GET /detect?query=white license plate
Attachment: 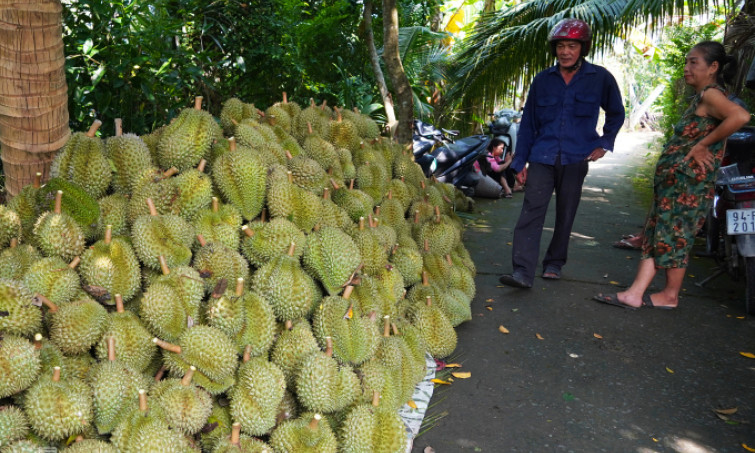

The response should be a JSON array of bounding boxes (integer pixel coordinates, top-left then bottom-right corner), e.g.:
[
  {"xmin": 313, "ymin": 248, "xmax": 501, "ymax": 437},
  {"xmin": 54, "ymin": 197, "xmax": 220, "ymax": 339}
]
[{"xmin": 727, "ymin": 209, "xmax": 755, "ymax": 235}]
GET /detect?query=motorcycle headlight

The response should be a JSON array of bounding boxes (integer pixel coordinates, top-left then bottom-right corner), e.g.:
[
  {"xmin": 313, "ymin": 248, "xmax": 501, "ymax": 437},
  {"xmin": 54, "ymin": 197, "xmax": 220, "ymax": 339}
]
[{"xmin": 430, "ymin": 159, "xmax": 438, "ymax": 173}]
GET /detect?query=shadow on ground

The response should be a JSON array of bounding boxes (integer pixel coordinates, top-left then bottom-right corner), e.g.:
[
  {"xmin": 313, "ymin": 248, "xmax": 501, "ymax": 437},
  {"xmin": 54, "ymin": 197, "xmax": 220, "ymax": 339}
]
[{"xmin": 415, "ymin": 131, "xmax": 755, "ymax": 453}]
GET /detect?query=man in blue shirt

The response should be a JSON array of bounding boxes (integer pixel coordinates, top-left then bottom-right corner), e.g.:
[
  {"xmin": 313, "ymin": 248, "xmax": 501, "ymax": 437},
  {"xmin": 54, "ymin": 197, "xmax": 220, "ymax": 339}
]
[{"xmin": 499, "ymin": 19, "xmax": 625, "ymax": 289}]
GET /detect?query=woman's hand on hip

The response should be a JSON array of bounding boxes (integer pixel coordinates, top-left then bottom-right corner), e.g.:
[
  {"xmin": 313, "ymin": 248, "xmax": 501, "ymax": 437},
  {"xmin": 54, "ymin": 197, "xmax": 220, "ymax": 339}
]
[{"xmin": 683, "ymin": 143, "xmax": 715, "ymax": 172}]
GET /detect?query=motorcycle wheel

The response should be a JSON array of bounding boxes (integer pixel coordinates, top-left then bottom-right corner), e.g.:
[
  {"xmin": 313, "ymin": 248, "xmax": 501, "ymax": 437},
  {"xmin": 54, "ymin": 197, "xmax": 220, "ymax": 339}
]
[{"xmin": 745, "ymin": 257, "xmax": 755, "ymax": 315}]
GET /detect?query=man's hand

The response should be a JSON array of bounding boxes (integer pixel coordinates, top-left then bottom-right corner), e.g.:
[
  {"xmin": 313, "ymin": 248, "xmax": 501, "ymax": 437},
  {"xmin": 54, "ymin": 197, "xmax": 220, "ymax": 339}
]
[
  {"xmin": 516, "ymin": 167, "xmax": 528, "ymax": 186},
  {"xmin": 585, "ymin": 147, "xmax": 607, "ymax": 162}
]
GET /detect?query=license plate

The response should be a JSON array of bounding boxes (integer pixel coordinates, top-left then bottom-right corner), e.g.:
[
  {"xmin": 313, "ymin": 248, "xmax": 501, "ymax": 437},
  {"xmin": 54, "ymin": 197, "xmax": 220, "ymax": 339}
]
[{"xmin": 726, "ymin": 209, "xmax": 755, "ymax": 234}]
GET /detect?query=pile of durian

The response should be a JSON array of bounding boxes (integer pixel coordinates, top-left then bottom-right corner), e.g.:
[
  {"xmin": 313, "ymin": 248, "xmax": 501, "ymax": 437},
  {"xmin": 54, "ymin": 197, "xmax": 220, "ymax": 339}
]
[{"xmin": 0, "ymin": 94, "xmax": 476, "ymax": 453}]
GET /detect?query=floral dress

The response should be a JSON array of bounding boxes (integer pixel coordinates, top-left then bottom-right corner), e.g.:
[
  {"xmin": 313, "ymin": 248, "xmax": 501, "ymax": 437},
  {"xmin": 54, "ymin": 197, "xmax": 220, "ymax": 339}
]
[{"xmin": 641, "ymin": 85, "xmax": 725, "ymax": 268}]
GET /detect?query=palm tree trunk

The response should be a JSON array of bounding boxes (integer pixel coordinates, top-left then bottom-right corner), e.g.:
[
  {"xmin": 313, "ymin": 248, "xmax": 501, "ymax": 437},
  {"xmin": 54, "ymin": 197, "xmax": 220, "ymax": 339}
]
[
  {"xmin": 382, "ymin": 0, "xmax": 414, "ymax": 143},
  {"xmin": 0, "ymin": 0, "xmax": 69, "ymax": 196},
  {"xmin": 363, "ymin": 0, "xmax": 397, "ymax": 131}
]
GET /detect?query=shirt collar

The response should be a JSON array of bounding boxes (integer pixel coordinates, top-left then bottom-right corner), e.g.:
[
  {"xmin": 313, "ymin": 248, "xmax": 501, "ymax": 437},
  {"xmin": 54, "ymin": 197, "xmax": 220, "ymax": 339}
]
[{"xmin": 547, "ymin": 59, "xmax": 596, "ymax": 75}]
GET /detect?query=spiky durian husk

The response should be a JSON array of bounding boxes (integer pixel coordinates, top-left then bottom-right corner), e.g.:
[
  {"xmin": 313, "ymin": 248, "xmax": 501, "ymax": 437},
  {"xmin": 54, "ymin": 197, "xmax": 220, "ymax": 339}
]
[
  {"xmin": 23, "ymin": 256, "xmax": 80, "ymax": 305},
  {"xmin": 80, "ymin": 237, "xmax": 141, "ymax": 304},
  {"xmin": 205, "ymin": 288, "xmax": 245, "ymax": 338},
  {"xmin": 127, "ymin": 168, "xmax": 181, "ymax": 221},
  {"xmin": 0, "ymin": 244, "xmax": 40, "ymax": 280},
  {"xmin": 0, "ymin": 405, "xmax": 29, "ymax": 450},
  {"xmin": 0, "ymin": 336, "xmax": 40, "ymax": 399},
  {"xmin": 302, "ymin": 133, "xmax": 338, "ymax": 170},
  {"xmin": 219, "ymin": 97, "xmax": 246, "ymax": 135},
  {"xmin": 265, "ymin": 104, "xmax": 293, "ymax": 133},
  {"xmin": 139, "ymin": 267, "xmax": 204, "ymax": 342},
  {"xmin": 251, "ymin": 251, "xmax": 321, "ymax": 321},
  {"xmin": 0, "ymin": 279, "xmax": 41, "ymax": 337},
  {"xmin": 33, "ymin": 210, "xmax": 86, "ymax": 262},
  {"xmin": 410, "ymin": 300, "xmax": 456, "ymax": 359},
  {"xmin": 230, "ymin": 357, "xmax": 286, "ymax": 436},
  {"xmin": 270, "ymin": 413, "xmax": 338, "ymax": 453},
  {"xmin": 212, "ymin": 435, "xmax": 272, "ymax": 453},
  {"xmin": 349, "ymin": 226, "xmax": 388, "ymax": 277},
  {"xmin": 355, "ymin": 360, "xmax": 403, "ymax": 411},
  {"xmin": 150, "ymin": 377, "xmax": 213, "ymax": 435},
  {"xmin": 231, "ymin": 291, "xmax": 276, "ymax": 356},
  {"xmin": 131, "ymin": 213, "xmax": 194, "ymax": 271},
  {"xmin": 318, "ymin": 195, "xmax": 354, "ymax": 231},
  {"xmin": 23, "ymin": 373, "xmax": 93, "ymax": 441},
  {"xmin": 193, "ymin": 203, "xmax": 242, "ymax": 251},
  {"xmin": 37, "ymin": 178, "xmax": 100, "ymax": 239},
  {"xmin": 271, "ymin": 321, "xmax": 320, "ymax": 387},
  {"xmin": 198, "ymin": 402, "xmax": 232, "ymax": 452},
  {"xmin": 389, "ymin": 245, "xmax": 423, "ymax": 287},
  {"xmin": 192, "ymin": 242, "xmax": 250, "ymax": 294},
  {"xmin": 312, "ymin": 296, "xmax": 380, "ymax": 366},
  {"xmin": 287, "ymin": 155, "xmax": 327, "ymax": 195},
  {"xmin": 295, "ymin": 350, "xmax": 360, "ymax": 414},
  {"xmin": 157, "ymin": 107, "xmax": 221, "ymax": 171},
  {"xmin": 387, "ymin": 178, "xmax": 414, "ymax": 213},
  {"xmin": 173, "ymin": 169, "xmax": 213, "ymax": 221},
  {"xmin": 392, "ymin": 152, "xmax": 426, "ymax": 187},
  {"xmin": 302, "ymin": 226, "xmax": 361, "ymax": 296},
  {"xmin": 212, "ymin": 149, "xmax": 267, "ymax": 221},
  {"xmin": 294, "ymin": 102, "xmax": 330, "ymax": 142},
  {"xmin": 61, "ymin": 439, "xmax": 118, "ymax": 453},
  {"xmin": 338, "ymin": 402, "xmax": 406, "ymax": 453},
  {"xmin": 106, "ymin": 133, "xmax": 154, "ymax": 195},
  {"xmin": 331, "ymin": 187, "xmax": 374, "ymax": 223},
  {"xmin": 49, "ymin": 298, "xmax": 108, "ymax": 355},
  {"xmin": 240, "ymin": 218, "xmax": 307, "ymax": 267},
  {"xmin": 51, "ymin": 131, "xmax": 112, "ymax": 199},
  {"xmin": 0, "ymin": 205, "xmax": 20, "ymax": 249},
  {"xmin": 7, "ymin": 185, "xmax": 40, "ymax": 243},
  {"xmin": 96, "ymin": 194, "xmax": 129, "ymax": 238},
  {"xmin": 328, "ymin": 117, "xmax": 360, "ymax": 152},
  {"xmin": 94, "ymin": 312, "xmax": 156, "ymax": 372},
  {"xmin": 110, "ymin": 403, "xmax": 188, "ymax": 453},
  {"xmin": 88, "ymin": 360, "xmax": 152, "ymax": 434}
]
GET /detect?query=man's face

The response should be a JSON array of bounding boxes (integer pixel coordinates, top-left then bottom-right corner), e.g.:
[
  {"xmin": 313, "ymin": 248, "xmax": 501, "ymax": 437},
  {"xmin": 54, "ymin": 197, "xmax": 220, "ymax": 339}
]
[{"xmin": 555, "ymin": 40, "xmax": 582, "ymax": 68}]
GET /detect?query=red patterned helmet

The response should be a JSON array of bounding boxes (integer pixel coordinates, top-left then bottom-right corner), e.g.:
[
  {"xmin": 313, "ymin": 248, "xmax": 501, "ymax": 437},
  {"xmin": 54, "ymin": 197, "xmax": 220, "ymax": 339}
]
[{"xmin": 548, "ymin": 19, "xmax": 591, "ymax": 56}]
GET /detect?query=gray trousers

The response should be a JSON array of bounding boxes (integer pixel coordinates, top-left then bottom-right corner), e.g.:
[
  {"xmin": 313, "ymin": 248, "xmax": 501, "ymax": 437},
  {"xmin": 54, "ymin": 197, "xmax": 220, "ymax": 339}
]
[{"xmin": 511, "ymin": 157, "xmax": 589, "ymax": 284}]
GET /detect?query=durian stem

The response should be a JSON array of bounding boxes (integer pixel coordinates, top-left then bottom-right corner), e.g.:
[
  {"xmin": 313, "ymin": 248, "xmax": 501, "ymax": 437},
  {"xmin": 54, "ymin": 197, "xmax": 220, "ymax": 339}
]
[
  {"xmin": 9, "ymin": 237, "xmax": 16, "ymax": 248},
  {"xmin": 414, "ymin": 210, "xmax": 420, "ymax": 225},
  {"xmin": 446, "ymin": 254, "xmax": 453, "ymax": 265},
  {"xmin": 321, "ymin": 100, "xmax": 328, "ymax": 110},
  {"xmin": 329, "ymin": 178, "xmax": 340, "ymax": 190},
  {"xmin": 104, "ymin": 225, "xmax": 112, "ymax": 245},
  {"xmin": 86, "ymin": 119, "xmax": 102, "ymax": 138},
  {"xmin": 243, "ymin": 345, "xmax": 252, "ymax": 363},
  {"xmin": 420, "ymin": 180, "xmax": 426, "ymax": 190},
  {"xmin": 286, "ymin": 171, "xmax": 293, "ymax": 183},
  {"xmin": 146, "ymin": 198, "xmax": 158, "ymax": 217},
  {"xmin": 424, "ymin": 239, "xmax": 430, "ymax": 252},
  {"xmin": 374, "ymin": 205, "xmax": 381, "ymax": 216},
  {"xmin": 391, "ymin": 244, "xmax": 399, "ymax": 255},
  {"xmin": 194, "ymin": 96, "xmax": 203, "ymax": 110},
  {"xmin": 342, "ymin": 285, "xmax": 354, "ymax": 300},
  {"xmin": 284, "ymin": 320, "xmax": 293, "ymax": 330},
  {"xmin": 162, "ymin": 167, "xmax": 179, "ymax": 178},
  {"xmin": 159, "ymin": 256, "xmax": 171, "ymax": 275},
  {"xmin": 307, "ymin": 122, "xmax": 313, "ymax": 135},
  {"xmin": 443, "ymin": 195, "xmax": 453, "ymax": 204},
  {"xmin": 336, "ymin": 109, "xmax": 342, "ymax": 122},
  {"xmin": 241, "ymin": 225, "xmax": 254, "ymax": 238},
  {"xmin": 391, "ymin": 323, "xmax": 399, "ymax": 336},
  {"xmin": 35, "ymin": 294, "xmax": 58, "ymax": 313},
  {"xmin": 52, "ymin": 366, "xmax": 61, "ymax": 382},
  {"xmin": 54, "ymin": 190, "xmax": 62, "ymax": 214},
  {"xmin": 372, "ymin": 391, "xmax": 381, "ymax": 407},
  {"xmin": 383, "ymin": 315, "xmax": 391, "ymax": 337},
  {"xmin": 231, "ymin": 422, "xmax": 241, "ymax": 446},
  {"xmin": 257, "ymin": 108, "xmax": 265, "ymax": 117},
  {"xmin": 309, "ymin": 98, "xmax": 316, "ymax": 108},
  {"xmin": 75, "ymin": 435, "xmax": 84, "ymax": 443},
  {"xmin": 312, "ymin": 223, "xmax": 321, "ymax": 232},
  {"xmin": 154, "ymin": 365, "xmax": 166, "ymax": 382},
  {"xmin": 153, "ymin": 337, "xmax": 182, "ymax": 354},
  {"xmin": 285, "ymin": 150, "xmax": 294, "ymax": 160},
  {"xmin": 349, "ymin": 179, "xmax": 355, "ymax": 190},
  {"xmin": 325, "ymin": 337, "xmax": 333, "ymax": 357},
  {"xmin": 33, "ymin": 172, "xmax": 42, "ymax": 188},
  {"xmin": 212, "ymin": 279, "xmax": 228, "ymax": 299},
  {"xmin": 181, "ymin": 366, "xmax": 196, "ymax": 386},
  {"xmin": 434, "ymin": 206, "xmax": 441, "ymax": 223},
  {"xmin": 287, "ymin": 242, "xmax": 296, "ymax": 257},
  {"xmin": 425, "ymin": 296, "xmax": 433, "ymax": 307},
  {"xmin": 196, "ymin": 234, "xmax": 207, "ymax": 247},
  {"xmin": 138, "ymin": 389, "xmax": 148, "ymax": 412},
  {"xmin": 34, "ymin": 333, "xmax": 43, "ymax": 350},
  {"xmin": 422, "ymin": 271, "xmax": 429, "ymax": 286},
  {"xmin": 387, "ymin": 190, "xmax": 393, "ymax": 200},
  {"xmin": 107, "ymin": 336, "xmax": 116, "ymax": 362},
  {"xmin": 235, "ymin": 278, "xmax": 244, "ymax": 297},
  {"xmin": 322, "ymin": 187, "xmax": 330, "ymax": 200},
  {"xmin": 368, "ymin": 214, "xmax": 375, "ymax": 228},
  {"xmin": 197, "ymin": 159, "xmax": 207, "ymax": 173},
  {"xmin": 282, "ymin": 92, "xmax": 288, "ymax": 104},
  {"xmin": 358, "ymin": 217, "xmax": 365, "ymax": 230},
  {"xmin": 261, "ymin": 208, "xmax": 267, "ymax": 222},
  {"xmin": 212, "ymin": 197, "xmax": 219, "ymax": 212},
  {"xmin": 309, "ymin": 414, "xmax": 322, "ymax": 430},
  {"xmin": 228, "ymin": 137, "xmax": 237, "ymax": 152},
  {"xmin": 114, "ymin": 118, "xmax": 122, "ymax": 136},
  {"xmin": 115, "ymin": 294, "xmax": 124, "ymax": 313}
]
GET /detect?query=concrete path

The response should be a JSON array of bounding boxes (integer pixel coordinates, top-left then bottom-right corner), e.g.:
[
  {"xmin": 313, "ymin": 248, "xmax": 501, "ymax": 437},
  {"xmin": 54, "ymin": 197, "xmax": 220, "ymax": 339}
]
[{"xmin": 415, "ymin": 131, "xmax": 755, "ymax": 453}]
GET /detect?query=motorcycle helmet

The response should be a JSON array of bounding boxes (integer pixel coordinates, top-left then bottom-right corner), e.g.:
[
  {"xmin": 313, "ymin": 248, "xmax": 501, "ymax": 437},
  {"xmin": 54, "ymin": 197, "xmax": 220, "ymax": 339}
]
[{"xmin": 548, "ymin": 18, "xmax": 591, "ymax": 57}]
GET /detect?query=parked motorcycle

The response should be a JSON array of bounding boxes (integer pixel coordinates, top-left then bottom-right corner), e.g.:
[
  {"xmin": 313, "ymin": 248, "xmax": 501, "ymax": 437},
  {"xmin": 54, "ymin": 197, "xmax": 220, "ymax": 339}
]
[
  {"xmin": 698, "ymin": 126, "xmax": 755, "ymax": 315},
  {"xmin": 412, "ymin": 119, "xmax": 458, "ymax": 157}
]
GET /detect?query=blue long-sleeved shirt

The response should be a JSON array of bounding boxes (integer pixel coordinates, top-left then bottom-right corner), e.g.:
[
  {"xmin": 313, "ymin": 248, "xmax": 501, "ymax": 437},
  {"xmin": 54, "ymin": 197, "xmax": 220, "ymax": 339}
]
[{"xmin": 511, "ymin": 60, "xmax": 625, "ymax": 173}]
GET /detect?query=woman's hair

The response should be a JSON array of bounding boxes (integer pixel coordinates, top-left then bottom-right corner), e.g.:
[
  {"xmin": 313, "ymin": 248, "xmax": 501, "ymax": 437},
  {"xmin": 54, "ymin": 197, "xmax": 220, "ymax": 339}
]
[
  {"xmin": 487, "ymin": 137, "xmax": 507, "ymax": 153},
  {"xmin": 692, "ymin": 41, "xmax": 738, "ymax": 87}
]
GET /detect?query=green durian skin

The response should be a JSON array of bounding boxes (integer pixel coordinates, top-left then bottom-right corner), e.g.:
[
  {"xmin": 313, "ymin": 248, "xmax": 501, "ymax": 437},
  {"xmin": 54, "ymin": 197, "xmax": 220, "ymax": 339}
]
[
  {"xmin": 0, "ymin": 336, "xmax": 41, "ymax": 399},
  {"xmin": 150, "ymin": 378, "xmax": 213, "ymax": 435},
  {"xmin": 107, "ymin": 133, "xmax": 154, "ymax": 195},
  {"xmin": 0, "ymin": 205, "xmax": 21, "ymax": 249},
  {"xmin": 131, "ymin": 213, "xmax": 194, "ymax": 271},
  {"xmin": 295, "ymin": 351, "xmax": 360, "ymax": 414},
  {"xmin": 0, "ymin": 405, "xmax": 29, "ymax": 450},
  {"xmin": 33, "ymin": 211, "xmax": 86, "ymax": 262},
  {"xmin": 252, "ymin": 252, "xmax": 321, "ymax": 322},
  {"xmin": 270, "ymin": 414, "xmax": 338, "ymax": 453},
  {"xmin": 23, "ymin": 256, "xmax": 80, "ymax": 306},
  {"xmin": 7, "ymin": 185, "xmax": 40, "ymax": 243},
  {"xmin": 0, "ymin": 244, "xmax": 40, "ymax": 281},
  {"xmin": 212, "ymin": 435, "xmax": 272, "ymax": 453},
  {"xmin": 23, "ymin": 374, "xmax": 93, "ymax": 441},
  {"xmin": 94, "ymin": 311, "xmax": 157, "ymax": 372},
  {"xmin": 174, "ymin": 169, "xmax": 213, "ymax": 221},
  {"xmin": 198, "ymin": 402, "xmax": 232, "ymax": 452},
  {"xmin": 271, "ymin": 321, "xmax": 320, "ymax": 387},
  {"xmin": 302, "ymin": 226, "xmax": 361, "ymax": 296},
  {"xmin": 241, "ymin": 217, "xmax": 306, "ymax": 267},
  {"xmin": 0, "ymin": 278, "xmax": 41, "ymax": 337},
  {"xmin": 339, "ymin": 403, "xmax": 406, "ymax": 453},
  {"xmin": 205, "ymin": 291, "xmax": 245, "ymax": 338},
  {"xmin": 193, "ymin": 203, "xmax": 242, "ymax": 251},
  {"xmin": 89, "ymin": 360, "xmax": 152, "ymax": 435},
  {"xmin": 2, "ymin": 439, "xmax": 45, "ymax": 453},
  {"xmin": 232, "ymin": 291, "xmax": 276, "ymax": 356},
  {"xmin": 49, "ymin": 298, "xmax": 108, "ymax": 355},
  {"xmin": 96, "ymin": 194, "xmax": 129, "ymax": 238},
  {"xmin": 51, "ymin": 131, "xmax": 112, "ymax": 199},
  {"xmin": 157, "ymin": 107, "xmax": 220, "ymax": 171},
  {"xmin": 212, "ymin": 149, "xmax": 267, "ymax": 221},
  {"xmin": 230, "ymin": 357, "xmax": 286, "ymax": 436},
  {"xmin": 412, "ymin": 302, "xmax": 457, "ymax": 359},
  {"xmin": 61, "ymin": 439, "xmax": 119, "ymax": 453},
  {"xmin": 312, "ymin": 295, "xmax": 380, "ymax": 366},
  {"xmin": 80, "ymin": 236, "xmax": 141, "ymax": 304},
  {"xmin": 192, "ymin": 242, "xmax": 250, "ymax": 295}
]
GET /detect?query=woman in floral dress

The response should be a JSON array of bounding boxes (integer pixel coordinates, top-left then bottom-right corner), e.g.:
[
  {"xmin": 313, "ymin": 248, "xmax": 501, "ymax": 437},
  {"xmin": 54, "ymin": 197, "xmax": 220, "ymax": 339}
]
[{"xmin": 595, "ymin": 41, "xmax": 750, "ymax": 309}]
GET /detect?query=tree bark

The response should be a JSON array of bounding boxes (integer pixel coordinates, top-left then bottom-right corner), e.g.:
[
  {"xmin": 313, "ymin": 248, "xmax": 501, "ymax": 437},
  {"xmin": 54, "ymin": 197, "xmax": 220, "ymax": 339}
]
[
  {"xmin": 363, "ymin": 0, "xmax": 397, "ymax": 130},
  {"xmin": 382, "ymin": 0, "xmax": 414, "ymax": 143}
]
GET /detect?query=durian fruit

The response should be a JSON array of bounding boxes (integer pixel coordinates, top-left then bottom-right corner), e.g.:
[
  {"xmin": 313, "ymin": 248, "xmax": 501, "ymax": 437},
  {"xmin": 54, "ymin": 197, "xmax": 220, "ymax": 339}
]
[
  {"xmin": 294, "ymin": 99, "xmax": 331, "ymax": 142},
  {"xmin": 302, "ymin": 225, "xmax": 361, "ymax": 296},
  {"xmin": 50, "ymin": 119, "xmax": 112, "ymax": 199},
  {"xmin": 140, "ymin": 125, "xmax": 165, "ymax": 162},
  {"xmin": 156, "ymin": 324, "xmax": 239, "ymax": 395},
  {"xmin": 414, "ymin": 207, "xmax": 460, "ymax": 256},
  {"xmin": 295, "ymin": 337, "xmax": 360, "ymax": 414},
  {"xmin": 372, "ymin": 318, "xmax": 424, "ymax": 405},
  {"xmin": 377, "ymin": 190, "xmax": 408, "ymax": 231},
  {"xmin": 212, "ymin": 421, "xmax": 273, "ymax": 453},
  {"xmin": 240, "ymin": 217, "xmax": 306, "ymax": 267},
  {"xmin": 198, "ymin": 402, "xmax": 233, "ymax": 452},
  {"xmin": 252, "ymin": 242, "xmax": 321, "ymax": 321},
  {"xmin": 270, "ymin": 413, "xmax": 338, "ymax": 453},
  {"xmin": 287, "ymin": 152, "xmax": 327, "ymax": 196},
  {"xmin": 89, "ymin": 337, "xmax": 152, "ymax": 434},
  {"xmin": 229, "ymin": 355, "xmax": 286, "ymax": 436},
  {"xmin": 349, "ymin": 217, "xmax": 388, "ymax": 276},
  {"xmin": 193, "ymin": 197, "xmax": 242, "ymax": 251},
  {"xmin": 7, "ymin": 172, "xmax": 42, "ymax": 242},
  {"xmin": 173, "ymin": 159, "xmax": 214, "ymax": 221},
  {"xmin": 343, "ymin": 107, "xmax": 381, "ymax": 141},
  {"xmin": 410, "ymin": 296, "xmax": 457, "ymax": 359},
  {"xmin": 312, "ymin": 285, "xmax": 379, "ymax": 366},
  {"xmin": 150, "ymin": 366, "xmax": 213, "ymax": 435},
  {"xmin": 23, "ymin": 255, "xmax": 80, "ymax": 306},
  {"xmin": 392, "ymin": 152, "xmax": 426, "ymax": 190},
  {"xmin": 230, "ymin": 287, "xmax": 276, "ymax": 357},
  {"xmin": 193, "ymin": 234, "xmax": 250, "ymax": 295},
  {"xmin": 330, "ymin": 179, "xmax": 374, "ymax": 223},
  {"xmin": 271, "ymin": 320, "xmax": 320, "ymax": 387},
  {"xmin": 37, "ymin": 178, "xmax": 101, "ymax": 240},
  {"xmin": 405, "ymin": 271, "xmax": 470, "ymax": 327},
  {"xmin": 389, "ymin": 242, "xmax": 423, "ymax": 288},
  {"xmin": 212, "ymin": 138, "xmax": 268, "ymax": 221},
  {"xmin": 80, "ymin": 225, "xmax": 141, "ymax": 304},
  {"xmin": 127, "ymin": 167, "xmax": 181, "ymax": 221},
  {"xmin": 95, "ymin": 294, "xmax": 157, "ymax": 373},
  {"xmin": 131, "ymin": 198, "xmax": 194, "ymax": 270},
  {"xmin": 386, "ymin": 178, "xmax": 414, "ymax": 213},
  {"xmin": 96, "ymin": 193, "xmax": 129, "ymax": 238},
  {"xmin": 0, "ymin": 405, "xmax": 29, "ymax": 449},
  {"xmin": 0, "ymin": 240, "xmax": 40, "ymax": 280},
  {"xmin": 157, "ymin": 96, "xmax": 222, "ymax": 171},
  {"xmin": 0, "ymin": 335, "xmax": 40, "ymax": 398},
  {"xmin": 220, "ymin": 97, "xmax": 258, "ymax": 135},
  {"xmin": 139, "ymin": 257, "xmax": 204, "ymax": 342},
  {"xmin": 301, "ymin": 127, "xmax": 338, "ymax": 173},
  {"xmin": 318, "ymin": 188, "xmax": 354, "ymax": 232},
  {"xmin": 33, "ymin": 191, "xmax": 86, "ymax": 262},
  {"xmin": 0, "ymin": 205, "xmax": 20, "ymax": 249},
  {"xmin": 337, "ymin": 147, "xmax": 357, "ymax": 182},
  {"xmin": 234, "ymin": 119, "xmax": 267, "ymax": 149},
  {"xmin": 61, "ymin": 438, "xmax": 118, "ymax": 453},
  {"xmin": 356, "ymin": 157, "xmax": 391, "ymax": 199},
  {"xmin": 278, "ymin": 92, "xmax": 302, "ymax": 121},
  {"xmin": 23, "ymin": 366, "xmax": 93, "ymax": 441},
  {"xmin": 265, "ymin": 101, "xmax": 293, "ymax": 133},
  {"xmin": 0, "ymin": 278, "xmax": 42, "ymax": 336},
  {"xmin": 48, "ymin": 296, "xmax": 108, "ymax": 355},
  {"xmin": 338, "ymin": 391, "xmax": 406, "ymax": 453},
  {"xmin": 110, "ymin": 390, "xmax": 190, "ymax": 453},
  {"xmin": 106, "ymin": 118, "xmax": 154, "ymax": 195},
  {"xmin": 205, "ymin": 277, "xmax": 246, "ymax": 339}
]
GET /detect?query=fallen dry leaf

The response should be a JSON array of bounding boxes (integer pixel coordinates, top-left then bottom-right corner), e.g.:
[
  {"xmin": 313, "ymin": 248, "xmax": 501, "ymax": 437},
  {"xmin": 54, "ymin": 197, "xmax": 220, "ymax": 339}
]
[
  {"xmin": 743, "ymin": 443, "xmax": 755, "ymax": 452},
  {"xmin": 536, "ymin": 333, "xmax": 544, "ymax": 340},
  {"xmin": 486, "ymin": 298, "xmax": 494, "ymax": 302},
  {"xmin": 609, "ymin": 281, "xmax": 619, "ymax": 285},
  {"xmin": 737, "ymin": 316, "xmax": 746, "ymax": 320},
  {"xmin": 665, "ymin": 367, "xmax": 674, "ymax": 374},
  {"xmin": 445, "ymin": 363, "xmax": 462, "ymax": 368},
  {"xmin": 715, "ymin": 412, "xmax": 731, "ymax": 421},
  {"xmin": 451, "ymin": 371, "xmax": 471, "ymax": 379},
  {"xmin": 499, "ymin": 325, "xmax": 510, "ymax": 334},
  {"xmin": 486, "ymin": 306, "xmax": 493, "ymax": 311},
  {"xmin": 424, "ymin": 447, "xmax": 436, "ymax": 453},
  {"xmin": 714, "ymin": 407, "xmax": 738, "ymax": 415},
  {"xmin": 406, "ymin": 400, "xmax": 417, "ymax": 409},
  {"xmin": 593, "ymin": 333, "xmax": 603, "ymax": 339},
  {"xmin": 506, "ymin": 242, "xmax": 512, "ymax": 246},
  {"xmin": 740, "ymin": 352, "xmax": 755, "ymax": 359},
  {"xmin": 431, "ymin": 378, "xmax": 451, "ymax": 385}
]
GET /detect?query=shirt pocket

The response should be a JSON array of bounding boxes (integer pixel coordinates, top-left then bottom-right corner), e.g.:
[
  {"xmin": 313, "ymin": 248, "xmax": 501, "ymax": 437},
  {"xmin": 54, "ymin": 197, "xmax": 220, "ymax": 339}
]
[
  {"xmin": 574, "ymin": 93, "xmax": 598, "ymax": 117},
  {"xmin": 536, "ymin": 96, "xmax": 559, "ymax": 122}
]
